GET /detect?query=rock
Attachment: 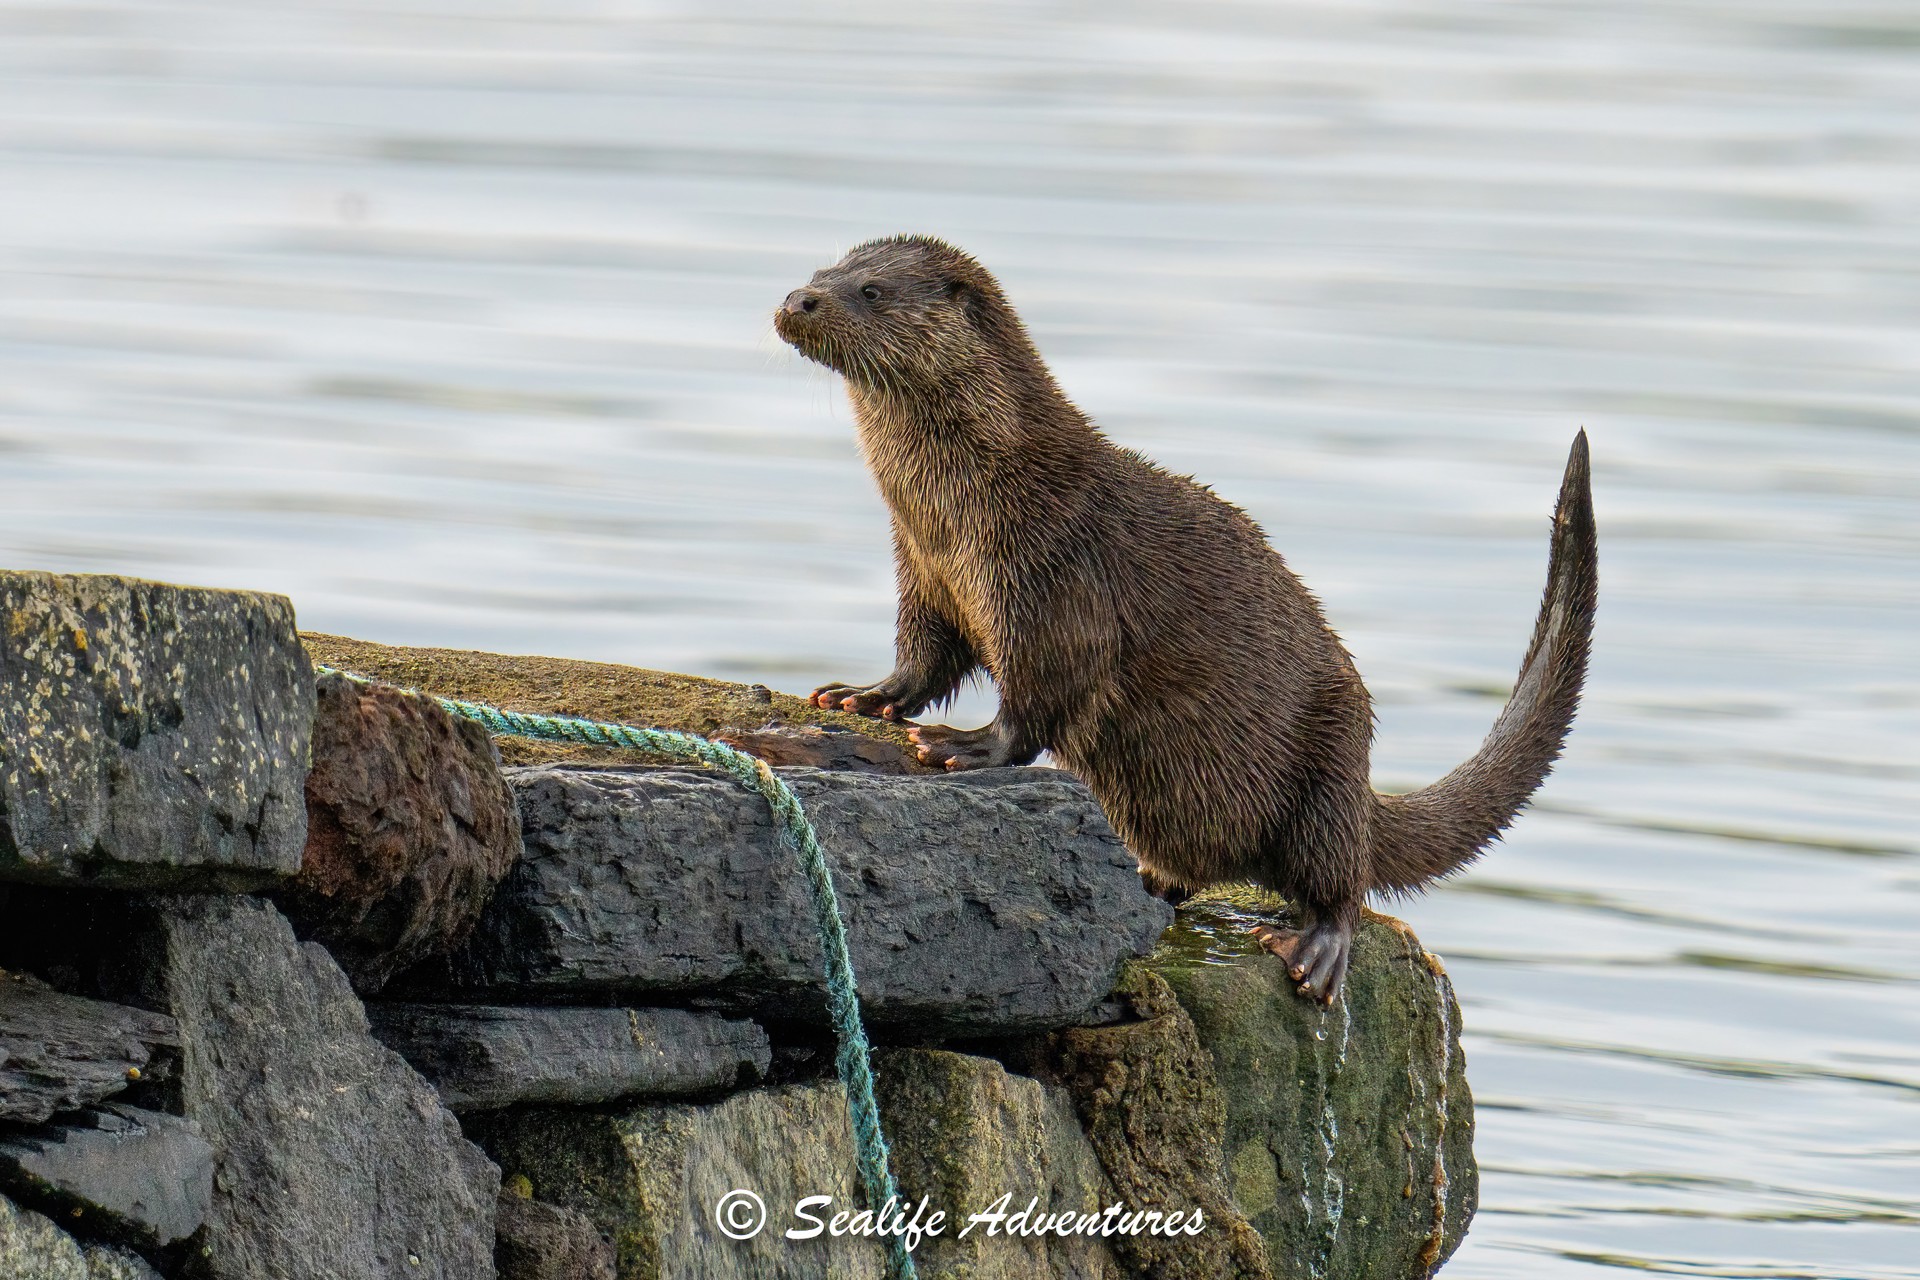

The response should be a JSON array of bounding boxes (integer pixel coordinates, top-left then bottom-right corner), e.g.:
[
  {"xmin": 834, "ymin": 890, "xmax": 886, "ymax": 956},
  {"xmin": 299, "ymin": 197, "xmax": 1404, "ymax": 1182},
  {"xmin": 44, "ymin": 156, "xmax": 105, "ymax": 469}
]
[
  {"xmin": 398, "ymin": 765, "xmax": 1172, "ymax": 1038},
  {"xmin": 0, "ymin": 571, "xmax": 313, "ymax": 890},
  {"xmin": 1144, "ymin": 897, "xmax": 1477, "ymax": 1279},
  {"xmin": 141, "ymin": 894, "xmax": 499, "ymax": 1280},
  {"xmin": 275, "ymin": 672, "xmax": 523, "ymax": 993},
  {"xmin": 713, "ymin": 724, "xmax": 915, "ymax": 775},
  {"xmin": 366, "ymin": 1003, "xmax": 770, "ymax": 1111},
  {"xmin": 0, "ymin": 1192, "xmax": 149, "ymax": 1279},
  {"xmin": 1002, "ymin": 966, "xmax": 1273, "ymax": 1280},
  {"xmin": 0, "ymin": 1189, "xmax": 89, "ymax": 1280},
  {"xmin": 473, "ymin": 1082, "xmax": 878, "ymax": 1280},
  {"xmin": 474, "ymin": 1049, "xmax": 1122, "ymax": 1280},
  {"xmin": 0, "ymin": 972, "xmax": 179, "ymax": 1125},
  {"xmin": 82, "ymin": 1246, "xmax": 162, "ymax": 1280},
  {"xmin": 873, "ymin": 1049, "xmax": 1125, "ymax": 1280},
  {"xmin": 494, "ymin": 1189, "xmax": 616, "ymax": 1280},
  {"xmin": 0, "ymin": 1104, "xmax": 212, "ymax": 1248},
  {"xmin": 300, "ymin": 633, "xmax": 927, "ymax": 771}
]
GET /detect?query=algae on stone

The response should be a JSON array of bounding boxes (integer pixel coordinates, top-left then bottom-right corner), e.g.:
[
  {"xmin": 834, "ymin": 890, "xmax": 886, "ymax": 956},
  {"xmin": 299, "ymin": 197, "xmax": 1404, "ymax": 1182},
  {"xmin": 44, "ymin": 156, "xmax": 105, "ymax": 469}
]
[
  {"xmin": 873, "ymin": 1048, "xmax": 1124, "ymax": 1280},
  {"xmin": 1005, "ymin": 965, "xmax": 1275, "ymax": 1280},
  {"xmin": 474, "ymin": 1081, "xmax": 880, "ymax": 1280},
  {"xmin": 1145, "ymin": 891, "xmax": 1477, "ymax": 1279},
  {"xmin": 475, "ymin": 1050, "xmax": 1129, "ymax": 1280},
  {"xmin": 299, "ymin": 634, "xmax": 924, "ymax": 769}
]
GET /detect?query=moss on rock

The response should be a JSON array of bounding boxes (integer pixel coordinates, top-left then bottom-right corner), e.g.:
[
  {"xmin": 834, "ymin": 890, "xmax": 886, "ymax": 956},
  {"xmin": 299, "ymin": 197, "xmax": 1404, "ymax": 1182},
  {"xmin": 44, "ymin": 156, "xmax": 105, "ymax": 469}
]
[
  {"xmin": 474, "ymin": 1050, "xmax": 1129, "ymax": 1280},
  {"xmin": 474, "ymin": 1081, "xmax": 878, "ymax": 1280},
  {"xmin": 1145, "ymin": 890, "xmax": 1477, "ymax": 1279},
  {"xmin": 874, "ymin": 1049, "xmax": 1123, "ymax": 1279},
  {"xmin": 299, "ymin": 634, "xmax": 924, "ymax": 770},
  {"xmin": 1004, "ymin": 966, "xmax": 1275, "ymax": 1280}
]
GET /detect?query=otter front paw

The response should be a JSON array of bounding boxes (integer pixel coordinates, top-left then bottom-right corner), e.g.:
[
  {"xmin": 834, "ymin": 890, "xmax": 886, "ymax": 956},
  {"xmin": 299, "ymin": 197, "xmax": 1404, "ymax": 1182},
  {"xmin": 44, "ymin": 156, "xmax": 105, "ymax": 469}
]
[
  {"xmin": 906, "ymin": 722, "xmax": 1015, "ymax": 771},
  {"xmin": 810, "ymin": 680, "xmax": 920, "ymax": 721}
]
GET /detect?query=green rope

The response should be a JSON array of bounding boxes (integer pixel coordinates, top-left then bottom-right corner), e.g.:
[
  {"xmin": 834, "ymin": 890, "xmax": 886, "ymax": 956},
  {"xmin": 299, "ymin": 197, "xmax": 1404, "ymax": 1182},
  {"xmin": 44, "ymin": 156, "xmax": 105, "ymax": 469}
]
[{"xmin": 314, "ymin": 665, "xmax": 918, "ymax": 1280}]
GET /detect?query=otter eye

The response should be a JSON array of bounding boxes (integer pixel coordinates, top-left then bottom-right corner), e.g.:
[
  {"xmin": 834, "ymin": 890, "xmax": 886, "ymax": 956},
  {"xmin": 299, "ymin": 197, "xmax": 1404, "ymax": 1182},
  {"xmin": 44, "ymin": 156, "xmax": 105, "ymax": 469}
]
[{"xmin": 861, "ymin": 284, "xmax": 882, "ymax": 303}]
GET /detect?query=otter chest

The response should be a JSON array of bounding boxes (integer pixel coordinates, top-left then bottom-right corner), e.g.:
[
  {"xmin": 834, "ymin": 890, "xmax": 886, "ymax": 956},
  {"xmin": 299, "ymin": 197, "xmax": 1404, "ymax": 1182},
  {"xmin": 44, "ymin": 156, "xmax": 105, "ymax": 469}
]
[
  {"xmin": 896, "ymin": 510, "xmax": 984, "ymax": 604},
  {"xmin": 855, "ymin": 404, "xmax": 1007, "ymax": 649}
]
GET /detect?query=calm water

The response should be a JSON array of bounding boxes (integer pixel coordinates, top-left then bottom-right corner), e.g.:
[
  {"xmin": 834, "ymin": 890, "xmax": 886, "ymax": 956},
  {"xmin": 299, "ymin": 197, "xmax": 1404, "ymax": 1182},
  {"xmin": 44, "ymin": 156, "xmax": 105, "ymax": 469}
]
[{"xmin": 2, "ymin": 3, "xmax": 1916, "ymax": 1276}]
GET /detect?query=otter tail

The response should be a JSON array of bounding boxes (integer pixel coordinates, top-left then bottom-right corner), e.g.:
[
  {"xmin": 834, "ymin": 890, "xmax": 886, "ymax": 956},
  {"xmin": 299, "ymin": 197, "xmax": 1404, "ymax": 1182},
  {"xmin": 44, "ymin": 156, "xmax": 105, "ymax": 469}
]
[{"xmin": 1368, "ymin": 431, "xmax": 1597, "ymax": 894}]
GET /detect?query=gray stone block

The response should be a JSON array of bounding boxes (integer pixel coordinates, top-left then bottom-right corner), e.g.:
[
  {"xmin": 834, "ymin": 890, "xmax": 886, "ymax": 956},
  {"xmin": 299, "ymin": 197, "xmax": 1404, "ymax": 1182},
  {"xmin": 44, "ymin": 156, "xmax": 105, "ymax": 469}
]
[
  {"xmin": 0, "ymin": 971, "xmax": 178, "ymax": 1126},
  {"xmin": 0, "ymin": 1104, "xmax": 212, "ymax": 1249},
  {"xmin": 0, "ymin": 571, "xmax": 313, "ymax": 890},
  {"xmin": 474, "ymin": 1050, "xmax": 1127, "ymax": 1280},
  {"xmin": 400, "ymin": 765, "xmax": 1172, "ymax": 1038},
  {"xmin": 146, "ymin": 894, "xmax": 498, "ymax": 1280},
  {"xmin": 366, "ymin": 1003, "xmax": 770, "ymax": 1111},
  {"xmin": 475, "ymin": 1082, "xmax": 881, "ymax": 1280}
]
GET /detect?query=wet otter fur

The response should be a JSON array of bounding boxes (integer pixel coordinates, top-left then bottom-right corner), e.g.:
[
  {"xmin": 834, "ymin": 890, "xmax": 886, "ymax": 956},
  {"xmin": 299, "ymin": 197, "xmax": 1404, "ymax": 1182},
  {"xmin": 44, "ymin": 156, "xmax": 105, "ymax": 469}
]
[{"xmin": 774, "ymin": 235, "xmax": 1597, "ymax": 1004}]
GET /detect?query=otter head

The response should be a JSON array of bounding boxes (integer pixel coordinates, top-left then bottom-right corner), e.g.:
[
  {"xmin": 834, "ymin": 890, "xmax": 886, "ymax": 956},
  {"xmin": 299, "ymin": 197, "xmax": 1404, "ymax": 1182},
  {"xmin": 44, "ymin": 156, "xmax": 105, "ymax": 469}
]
[{"xmin": 774, "ymin": 235, "xmax": 1032, "ymax": 392}]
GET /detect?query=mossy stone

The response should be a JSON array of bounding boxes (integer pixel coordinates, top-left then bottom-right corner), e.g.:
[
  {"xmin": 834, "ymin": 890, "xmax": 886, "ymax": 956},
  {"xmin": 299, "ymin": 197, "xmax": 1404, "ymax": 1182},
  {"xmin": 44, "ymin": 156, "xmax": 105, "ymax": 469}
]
[
  {"xmin": 1146, "ymin": 891, "xmax": 1477, "ymax": 1278},
  {"xmin": 299, "ymin": 633, "xmax": 923, "ymax": 769}
]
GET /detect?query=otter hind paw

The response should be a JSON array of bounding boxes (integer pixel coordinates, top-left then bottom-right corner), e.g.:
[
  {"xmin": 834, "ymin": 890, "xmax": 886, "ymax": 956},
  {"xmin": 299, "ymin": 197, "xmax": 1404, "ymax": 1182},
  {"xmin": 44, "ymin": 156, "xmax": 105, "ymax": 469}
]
[
  {"xmin": 906, "ymin": 723, "xmax": 1014, "ymax": 771},
  {"xmin": 1251, "ymin": 919, "xmax": 1353, "ymax": 1007}
]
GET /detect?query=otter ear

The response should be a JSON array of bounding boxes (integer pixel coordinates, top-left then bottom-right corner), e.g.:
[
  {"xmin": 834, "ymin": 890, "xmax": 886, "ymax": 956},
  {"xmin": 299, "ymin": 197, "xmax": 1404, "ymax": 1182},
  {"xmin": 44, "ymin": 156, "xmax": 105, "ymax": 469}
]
[{"xmin": 950, "ymin": 279, "xmax": 999, "ymax": 333}]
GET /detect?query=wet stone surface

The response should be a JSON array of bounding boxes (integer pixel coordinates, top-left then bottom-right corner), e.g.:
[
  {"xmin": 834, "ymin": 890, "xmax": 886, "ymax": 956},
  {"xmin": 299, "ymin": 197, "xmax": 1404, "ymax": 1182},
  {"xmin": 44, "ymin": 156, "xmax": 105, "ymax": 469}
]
[{"xmin": 1146, "ymin": 893, "xmax": 1477, "ymax": 1279}]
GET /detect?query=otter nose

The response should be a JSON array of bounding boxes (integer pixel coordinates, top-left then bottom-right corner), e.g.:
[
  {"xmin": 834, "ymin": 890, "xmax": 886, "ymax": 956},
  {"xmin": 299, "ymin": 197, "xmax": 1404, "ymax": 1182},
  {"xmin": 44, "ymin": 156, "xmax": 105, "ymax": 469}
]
[{"xmin": 783, "ymin": 289, "xmax": 821, "ymax": 316}]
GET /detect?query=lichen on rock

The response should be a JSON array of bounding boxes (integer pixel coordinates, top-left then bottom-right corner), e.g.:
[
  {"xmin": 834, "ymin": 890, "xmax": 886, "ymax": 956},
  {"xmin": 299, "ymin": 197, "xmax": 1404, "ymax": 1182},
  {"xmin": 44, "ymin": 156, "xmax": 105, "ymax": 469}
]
[
  {"xmin": 0, "ymin": 571, "xmax": 312, "ymax": 890},
  {"xmin": 0, "ymin": 1188, "xmax": 91, "ymax": 1280}
]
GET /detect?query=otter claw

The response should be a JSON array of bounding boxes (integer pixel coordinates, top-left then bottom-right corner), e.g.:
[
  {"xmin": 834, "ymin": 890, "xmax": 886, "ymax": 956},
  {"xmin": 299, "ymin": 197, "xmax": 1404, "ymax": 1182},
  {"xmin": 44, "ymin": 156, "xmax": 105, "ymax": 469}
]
[
  {"xmin": 810, "ymin": 680, "xmax": 923, "ymax": 720},
  {"xmin": 1252, "ymin": 918, "xmax": 1354, "ymax": 1005},
  {"xmin": 910, "ymin": 722, "xmax": 1015, "ymax": 771}
]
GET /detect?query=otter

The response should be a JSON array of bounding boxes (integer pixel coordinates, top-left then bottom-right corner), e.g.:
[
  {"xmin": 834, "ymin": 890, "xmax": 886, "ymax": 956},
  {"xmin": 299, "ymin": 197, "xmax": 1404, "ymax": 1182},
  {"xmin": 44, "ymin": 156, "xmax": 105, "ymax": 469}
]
[{"xmin": 774, "ymin": 235, "xmax": 1596, "ymax": 1005}]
